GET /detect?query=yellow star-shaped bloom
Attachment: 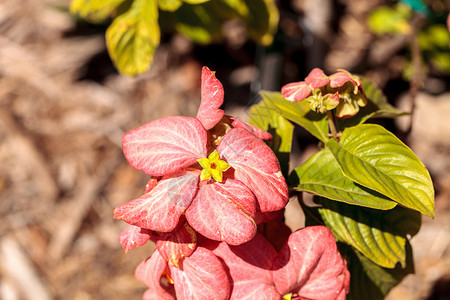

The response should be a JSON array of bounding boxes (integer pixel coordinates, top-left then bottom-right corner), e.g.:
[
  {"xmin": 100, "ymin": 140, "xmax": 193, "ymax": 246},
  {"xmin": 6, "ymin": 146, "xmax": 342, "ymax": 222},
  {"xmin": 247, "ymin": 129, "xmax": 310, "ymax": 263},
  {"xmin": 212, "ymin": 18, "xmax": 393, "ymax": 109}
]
[{"xmin": 197, "ymin": 150, "xmax": 230, "ymax": 182}]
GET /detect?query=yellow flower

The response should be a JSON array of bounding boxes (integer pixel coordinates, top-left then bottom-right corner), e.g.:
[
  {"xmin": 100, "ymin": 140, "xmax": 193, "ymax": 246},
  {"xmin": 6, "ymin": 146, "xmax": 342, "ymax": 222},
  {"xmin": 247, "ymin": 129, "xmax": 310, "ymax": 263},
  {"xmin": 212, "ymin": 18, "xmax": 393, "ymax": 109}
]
[{"xmin": 197, "ymin": 150, "xmax": 230, "ymax": 182}]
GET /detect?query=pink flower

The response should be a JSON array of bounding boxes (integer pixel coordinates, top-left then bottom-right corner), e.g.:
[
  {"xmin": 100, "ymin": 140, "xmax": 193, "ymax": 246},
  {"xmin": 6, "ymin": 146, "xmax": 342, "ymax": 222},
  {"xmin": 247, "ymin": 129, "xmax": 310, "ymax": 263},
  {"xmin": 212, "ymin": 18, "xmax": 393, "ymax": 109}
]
[
  {"xmin": 114, "ymin": 67, "xmax": 288, "ymax": 245},
  {"xmin": 281, "ymin": 67, "xmax": 367, "ymax": 118}
]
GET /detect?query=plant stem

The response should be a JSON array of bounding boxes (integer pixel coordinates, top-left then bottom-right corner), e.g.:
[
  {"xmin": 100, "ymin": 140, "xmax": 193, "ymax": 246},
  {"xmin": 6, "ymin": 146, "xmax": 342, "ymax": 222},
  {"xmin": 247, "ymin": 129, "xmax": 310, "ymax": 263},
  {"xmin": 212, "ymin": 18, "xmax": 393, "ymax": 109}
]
[{"xmin": 327, "ymin": 110, "xmax": 338, "ymax": 140}]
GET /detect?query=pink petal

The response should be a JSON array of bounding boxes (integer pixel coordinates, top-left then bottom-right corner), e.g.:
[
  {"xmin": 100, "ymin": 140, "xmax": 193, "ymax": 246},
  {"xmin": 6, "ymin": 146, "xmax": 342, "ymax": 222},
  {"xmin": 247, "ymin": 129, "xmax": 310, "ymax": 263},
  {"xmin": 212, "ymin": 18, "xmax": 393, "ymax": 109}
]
[
  {"xmin": 218, "ymin": 128, "xmax": 289, "ymax": 212},
  {"xmin": 204, "ymin": 234, "xmax": 280, "ymax": 300},
  {"xmin": 228, "ymin": 116, "xmax": 272, "ymax": 140},
  {"xmin": 305, "ymin": 68, "xmax": 330, "ymax": 89},
  {"xmin": 169, "ymin": 247, "xmax": 231, "ymax": 300},
  {"xmin": 186, "ymin": 179, "xmax": 257, "ymax": 245},
  {"xmin": 118, "ymin": 225, "xmax": 152, "ymax": 253},
  {"xmin": 272, "ymin": 226, "xmax": 350, "ymax": 300},
  {"xmin": 123, "ymin": 116, "xmax": 207, "ymax": 176},
  {"xmin": 135, "ymin": 252, "xmax": 176, "ymax": 300},
  {"xmin": 156, "ymin": 222, "xmax": 197, "ymax": 268},
  {"xmin": 281, "ymin": 81, "xmax": 312, "ymax": 102},
  {"xmin": 196, "ymin": 67, "xmax": 225, "ymax": 130},
  {"xmin": 114, "ymin": 170, "xmax": 200, "ymax": 232}
]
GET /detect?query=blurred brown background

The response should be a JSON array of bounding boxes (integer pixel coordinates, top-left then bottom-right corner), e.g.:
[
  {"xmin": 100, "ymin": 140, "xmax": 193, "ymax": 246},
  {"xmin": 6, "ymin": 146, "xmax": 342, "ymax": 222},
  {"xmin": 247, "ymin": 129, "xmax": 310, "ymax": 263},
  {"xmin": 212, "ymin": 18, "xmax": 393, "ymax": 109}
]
[{"xmin": 0, "ymin": 0, "xmax": 449, "ymax": 299}]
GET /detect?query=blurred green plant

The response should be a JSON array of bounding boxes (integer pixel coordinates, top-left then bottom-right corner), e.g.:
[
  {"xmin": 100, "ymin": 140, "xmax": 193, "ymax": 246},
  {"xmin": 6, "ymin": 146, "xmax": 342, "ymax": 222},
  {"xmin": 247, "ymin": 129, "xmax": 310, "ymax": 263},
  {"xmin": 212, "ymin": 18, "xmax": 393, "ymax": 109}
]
[
  {"xmin": 70, "ymin": 0, "xmax": 279, "ymax": 76},
  {"xmin": 368, "ymin": 1, "xmax": 450, "ymax": 77}
]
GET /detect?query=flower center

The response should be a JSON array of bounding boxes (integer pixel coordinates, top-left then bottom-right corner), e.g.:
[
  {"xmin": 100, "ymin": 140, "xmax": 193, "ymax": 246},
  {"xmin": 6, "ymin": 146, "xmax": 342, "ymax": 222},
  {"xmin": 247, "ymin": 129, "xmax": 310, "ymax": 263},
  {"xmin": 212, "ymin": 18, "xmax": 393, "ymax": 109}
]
[{"xmin": 197, "ymin": 150, "xmax": 230, "ymax": 182}]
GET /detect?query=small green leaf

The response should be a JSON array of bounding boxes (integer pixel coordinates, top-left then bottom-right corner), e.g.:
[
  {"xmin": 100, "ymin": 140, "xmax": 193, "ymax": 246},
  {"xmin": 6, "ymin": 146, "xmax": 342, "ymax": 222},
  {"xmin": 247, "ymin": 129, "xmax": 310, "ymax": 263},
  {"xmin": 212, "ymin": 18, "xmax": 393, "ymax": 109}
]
[
  {"xmin": 70, "ymin": 0, "xmax": 127, "ymax": 23},
  {"xmin": 242, "ymin": 0, "xmax": 279, "ymax": 45},
  {"xmin": 249, "ymin": 100, "xmax": 294, "ymax": 178},
  {"xmin": 319, "ymin": 198, "xmax": 421, "ymax": 268},
  {"xmin": 290, "ymin": 149, "xmax": 397, "ymax": 209},
  {"xmin": 184, "ymin": 0, "xmax": 210, "ymax": 4},
  {"xmin": 158, "ymin": 0, "xmax": 183, "ymax": 11},
  {"xmin": 340, "ymin": 242, "xmax": 415, "ymax": 300},
  {"xmin": 367, "ymin": 4, "xmax": 412, "ymax": 35},
  {"xmin": 326, "ymin": 124, "xmax": 435, "ymax": 217},
  {"xmin": 106, "ymin": 0, "xmax": 160, "ymax": 75},
  {"xmin": 260, "ymin": 91, "xmax": 329, "ymax": 142},
  {"xmin": 172, "ymin": 2, "xmax": 223, "ymax": 44},
  {"xmin": 360, "ymin": 76, "xmax": 410, "ymax": 118}
]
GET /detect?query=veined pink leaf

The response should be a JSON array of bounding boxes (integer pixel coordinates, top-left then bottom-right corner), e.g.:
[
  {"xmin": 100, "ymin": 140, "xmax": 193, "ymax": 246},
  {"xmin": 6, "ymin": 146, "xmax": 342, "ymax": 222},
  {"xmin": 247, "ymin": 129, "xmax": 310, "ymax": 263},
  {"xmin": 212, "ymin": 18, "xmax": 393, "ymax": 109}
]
[
  {"xmin": 135, "ymin": 251, "xmax": 176, "ymax": 300},
  {"xmin": 205, "ymin": 234, "xmax": 280, "ymax": 300},
  {"xmin": 118, "ymin": 225, "xmax": 152, "ymax": 253},
  {"xmin": 218, "ymin": 128, "xmax": 289, "ymax": 212},
  {"xmin": 228, "ymin": 116, "xmax": 272, "ymax": 140},
  {"xmin": 169, "ymin": 246, "xmax": 231, "ymax": 300},
  {"xmin": 186, "ymin": 179, "xmax": 257, "ymax": 245},
  {"xmin": 123, "ymin": 116, "xmax": 207, "ymax": 176},
  {"xmin": 272, "ymin": 226, "xmax": 350, "ymax": 300},
  {"xmin": 156, "ymin": 221, "xmax": 197, "ymax": 268},
  {"xmin": 281, "ymin": 81, "xmax": 312, "ymax": 102},
  {"xmin": 114, "ymin": 170, "xmax": 200, "ymax": 232},
  {"xmin": 196, "ymin": 67, "xmax": 225, "ymax": 130},
  {"xmin": 305, "ymin": 68, "xmax": 330, "ymax": 89}
]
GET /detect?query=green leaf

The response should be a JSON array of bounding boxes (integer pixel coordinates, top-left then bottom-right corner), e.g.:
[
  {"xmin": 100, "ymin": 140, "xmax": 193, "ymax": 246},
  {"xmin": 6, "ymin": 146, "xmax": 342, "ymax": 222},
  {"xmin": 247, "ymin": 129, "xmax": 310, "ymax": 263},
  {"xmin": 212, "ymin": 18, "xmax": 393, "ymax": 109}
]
[
  {"xmin": 290, "ymin": 149, "xmax": 397, "ymax": 210},
  {"xmin": 158, "ymin": 0, "xmax": 183, "ymax": 11},
  {"xmin": 171, "ymin": 2, "xmax": 223, "ymax": 44},
  {"xmin": 340, "ymin": 242, "xmax": 415, "ymax": 300},
  {"xmin": 367, "ymin": 4, "xmax": 412, "ymax": 35},
  {"xmin": 318, "ymin": 198, "xmax": 421, "ymax": 268},
  {"xmin": 249, "ymin": 100, "xmax": 294, "ymax": 178},
  {"xmin": 70, "ymin": 0, "xmax": 127, "ymax": 23},
  {"xmin": 184, "ymin": 0, "xmax": 210, "ymax": 4},
  {"xmin": 106, "ymin": 0, "xmax": 160, "ymax": 75},
  {"xmin": 360, "ymin": 76, "xmax": 410, "ymax": 118},
  {"xmin": 326, "ymin": 124, "xmax": 435, "ymax": 217},
  {"xmin": 260, "ymin": 91, "xmax": 329, "ymax": 142},
  {"xmin": 242, "ymin": 0, "xmax": 279, "ymax": 45}
]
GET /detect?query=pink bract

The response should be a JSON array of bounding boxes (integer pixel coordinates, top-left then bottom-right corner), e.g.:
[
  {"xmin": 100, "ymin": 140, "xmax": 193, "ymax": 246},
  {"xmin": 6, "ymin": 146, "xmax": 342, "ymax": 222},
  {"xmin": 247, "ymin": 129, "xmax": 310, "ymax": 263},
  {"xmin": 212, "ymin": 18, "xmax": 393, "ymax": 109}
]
[
  {"xmin": 196, "ymin": 67, "xmax": 225, "ymax": 130},
  {"xmin": 203, "ymin": 226, "xmax": 350, "ymax": 300},
  {"xmin": 281, "ymin": 81, "xmax": 312, "ymax": 102},
  {"xmin": 137, "ymin": 246, "xmax": 231, "ymax": 300},
  {"xmin": 305, "ymin": 68, "xmax": 330, "ymax": 89},
  {"xmin": 115, "ymin": 67, "xmax": 288, "ymax": 245},
  {"xmin": 272, "ymin": 226, "xmax": 350, "ymax": 300}
]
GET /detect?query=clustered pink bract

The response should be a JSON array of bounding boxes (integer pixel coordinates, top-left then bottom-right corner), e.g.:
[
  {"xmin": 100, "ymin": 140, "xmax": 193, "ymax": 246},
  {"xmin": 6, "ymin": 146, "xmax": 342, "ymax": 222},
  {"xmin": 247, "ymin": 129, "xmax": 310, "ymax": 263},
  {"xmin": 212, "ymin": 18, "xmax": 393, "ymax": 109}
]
[{"xmin": 114, "ymin": 67, "xmax": 350, "ymax": 299}]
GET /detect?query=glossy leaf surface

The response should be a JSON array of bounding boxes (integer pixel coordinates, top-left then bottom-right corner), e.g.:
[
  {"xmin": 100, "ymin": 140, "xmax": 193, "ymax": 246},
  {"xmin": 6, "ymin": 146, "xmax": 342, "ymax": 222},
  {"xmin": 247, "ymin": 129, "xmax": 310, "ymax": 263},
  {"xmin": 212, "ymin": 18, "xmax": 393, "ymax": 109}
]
[
  {"xmin": 260, "ymin": 91, "xmax": 328, "ymax": 142},
  {"xmin": 340, "ymin": 242, "xmax": 414, "ymax": 300},
  {"xmin": 249, "ymin": 100, "xmax": 294, "ymax": 178},
  {"xmin": 290, "ymin": 148, "xmax": 397, "ymax": 210},
  {"xmin": 318, "ymin": 198, "xmax": 421, "ymax": 268},
  {"xmin": 106, "ymin": 0, "xmax": 160, "ymax": 75},
  {"xmin": 326, "ymin": 124, "xmax": 435, "ymax": 217}
]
